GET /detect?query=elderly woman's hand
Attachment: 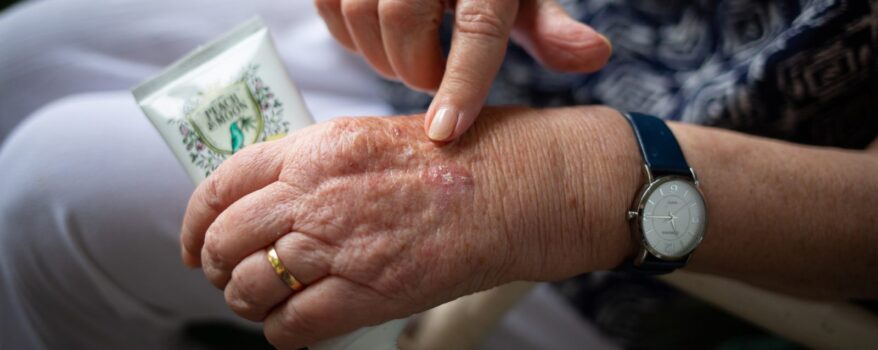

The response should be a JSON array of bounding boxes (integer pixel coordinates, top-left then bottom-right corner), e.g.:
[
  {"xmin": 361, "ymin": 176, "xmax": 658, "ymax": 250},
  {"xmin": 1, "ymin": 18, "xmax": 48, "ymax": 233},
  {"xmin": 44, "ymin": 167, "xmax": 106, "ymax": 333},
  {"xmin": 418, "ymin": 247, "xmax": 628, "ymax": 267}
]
[
  {"xmin": 180, "ymin": 107, "xmax": 636, "ymax": 348},
  {"xmin": 314, "ymin": 0, "xmax": 612, "ymax": 141}
]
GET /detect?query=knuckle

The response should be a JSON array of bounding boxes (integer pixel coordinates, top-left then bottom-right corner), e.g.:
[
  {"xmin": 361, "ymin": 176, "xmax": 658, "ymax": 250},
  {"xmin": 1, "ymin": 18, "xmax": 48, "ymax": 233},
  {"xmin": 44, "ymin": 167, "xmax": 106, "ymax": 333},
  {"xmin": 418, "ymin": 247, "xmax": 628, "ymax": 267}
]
[
  {"xmin": 379, "ymin": 0, "xmax": 439, "ymax": 29},
  {"xmin": 236, "ymin": 142, "xmax": 274, "ymax": 171},
  {"xmin": 225, "ymin": 272, "xmax": 264, "ymax": 321},
  {"xmin": 277, "ymin": 306, "xmax": 301, "ymax": 330},
  {"xmin": 276, "ymin": 235, "xmax": 334, "ymax": 284},
  {"xmin": 377, "ymin": 0, "xmax": 412, "ymax": 22},
  {"xmin": 455, "ymin": 3, "xmax": 511, "ymax": 41},
  {"xmin": 309, "ymin": 117, "xmax": 401, "ymax": 176},
  {"xmin": 321, "ymin": 118, "xmax": 373, "ymax": 149},
  {"xmin": 440, "ymin": 70, "xmax": 484, "ymax": 96},
  {"xmin": 202, "ymin": 261, "xmax": 229, "ymax": 289},
  {"xmin": 202, "ymin": 225, "xmax": 226, "ymax": 269},
  {"xmin": 200, "ymin": 175, "xmax": 226, "ymax": 214},
  {"xmin": 276, "ymin": 235, "xmax": 313, "ymax": 261}
]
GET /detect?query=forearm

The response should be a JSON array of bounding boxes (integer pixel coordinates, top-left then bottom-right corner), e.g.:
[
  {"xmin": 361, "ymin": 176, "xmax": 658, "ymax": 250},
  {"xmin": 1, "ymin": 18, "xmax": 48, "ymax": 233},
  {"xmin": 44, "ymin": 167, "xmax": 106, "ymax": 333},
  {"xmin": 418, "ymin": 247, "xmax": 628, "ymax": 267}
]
[
  {"xmin": 549, "ymin": 107, "xmax": 878, "ymax": 299},
  {"xmin": 670, "ymin": 123, "xmax": 878, "ymax": 299},
  {"xmin": 413, "ymin": 105, "xmax": 876, "ymax": 299}
]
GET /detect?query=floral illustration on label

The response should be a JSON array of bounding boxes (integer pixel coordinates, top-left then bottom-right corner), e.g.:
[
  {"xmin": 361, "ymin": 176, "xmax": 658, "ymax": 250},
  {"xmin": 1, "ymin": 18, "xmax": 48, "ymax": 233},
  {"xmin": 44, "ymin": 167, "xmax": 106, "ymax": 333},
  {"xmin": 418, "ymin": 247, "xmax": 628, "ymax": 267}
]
[{"xmin": 171, "ymin": 64, "xmax": 290, "ymax": 178}]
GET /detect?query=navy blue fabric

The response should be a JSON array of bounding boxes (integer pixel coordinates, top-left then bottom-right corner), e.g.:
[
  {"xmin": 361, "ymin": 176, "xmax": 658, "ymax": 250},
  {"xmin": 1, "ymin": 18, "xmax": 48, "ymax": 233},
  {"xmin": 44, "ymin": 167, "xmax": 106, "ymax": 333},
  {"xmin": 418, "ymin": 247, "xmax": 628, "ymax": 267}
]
[
  {"xmin": 384, "ymin": 0, "xmax": 878, "ymax": 149},
  {"xmin": 623, "ymin": 112, "xmax": 692, "ymax": 178}
]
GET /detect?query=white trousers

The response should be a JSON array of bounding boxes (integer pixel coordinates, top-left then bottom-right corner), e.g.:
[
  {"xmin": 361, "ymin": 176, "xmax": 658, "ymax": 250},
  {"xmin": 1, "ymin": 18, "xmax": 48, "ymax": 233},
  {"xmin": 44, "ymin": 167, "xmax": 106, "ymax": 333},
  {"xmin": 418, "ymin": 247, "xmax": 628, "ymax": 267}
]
[{"xmin": 0, "ymin": 1, "xmax": 615, "ymax": 349}]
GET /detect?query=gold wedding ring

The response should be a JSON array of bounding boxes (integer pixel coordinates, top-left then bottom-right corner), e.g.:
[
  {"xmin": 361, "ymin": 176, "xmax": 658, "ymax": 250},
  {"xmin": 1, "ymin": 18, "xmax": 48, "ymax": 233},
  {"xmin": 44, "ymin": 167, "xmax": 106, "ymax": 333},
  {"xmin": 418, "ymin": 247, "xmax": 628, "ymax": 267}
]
[{"xmin": 266, "ymin": 247, "xmax": 305, "ymax": 292}]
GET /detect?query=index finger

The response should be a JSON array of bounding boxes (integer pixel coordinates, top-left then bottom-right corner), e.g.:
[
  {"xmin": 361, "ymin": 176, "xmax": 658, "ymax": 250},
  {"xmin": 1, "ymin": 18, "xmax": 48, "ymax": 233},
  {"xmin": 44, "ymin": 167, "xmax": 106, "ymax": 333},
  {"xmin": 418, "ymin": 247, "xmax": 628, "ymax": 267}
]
[
  {"xmin": 424, "ymin": 0, "xmax": 518, "ymax": 141},
  {"xmin": 180, "ymin": 141, "xmax": 285, "ymax": 267}
]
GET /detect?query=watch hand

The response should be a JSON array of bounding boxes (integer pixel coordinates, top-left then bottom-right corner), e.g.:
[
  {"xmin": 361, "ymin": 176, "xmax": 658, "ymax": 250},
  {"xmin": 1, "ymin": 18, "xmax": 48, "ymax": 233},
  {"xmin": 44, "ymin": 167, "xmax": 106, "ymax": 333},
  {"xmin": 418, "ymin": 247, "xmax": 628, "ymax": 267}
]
[
  {"xmin": 671, "ymin": 202, "xmax": 694, "ymax": 216},
  {"xmin": 644, "ymin": 215, "xmax": 673, "ymax": 220},
  {"xmin": 669, "ymin": 217, "xmax": 678, "ymax": 233}
]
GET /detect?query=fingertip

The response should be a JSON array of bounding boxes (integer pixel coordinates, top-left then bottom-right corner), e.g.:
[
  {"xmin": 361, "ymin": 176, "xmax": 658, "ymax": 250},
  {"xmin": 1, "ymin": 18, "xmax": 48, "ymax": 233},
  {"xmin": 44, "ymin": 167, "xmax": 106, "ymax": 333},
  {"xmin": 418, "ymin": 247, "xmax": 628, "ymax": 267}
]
[
  {"xmin": 182, "ymin": 246, "xmax": 201, "ymax": 268},
  {"xmin": 426, "ymin": 105, "xmax": 461, "ymax": 142},
  {"xmin": 424, "ymin": 82, "xmax": 489, "ymax": 141},
  {"xmin": 180, "ymin": 225, "xmax": 202, "ymax": 267}
]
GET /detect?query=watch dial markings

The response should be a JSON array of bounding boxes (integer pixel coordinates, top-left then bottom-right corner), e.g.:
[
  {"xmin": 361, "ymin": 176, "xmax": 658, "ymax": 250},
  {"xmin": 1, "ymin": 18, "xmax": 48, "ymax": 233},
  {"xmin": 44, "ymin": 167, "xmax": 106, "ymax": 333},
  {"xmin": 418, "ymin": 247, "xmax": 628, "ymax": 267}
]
[{"xmin": 641, "ymin": 179, "xmax": 706, "ymax": 258}]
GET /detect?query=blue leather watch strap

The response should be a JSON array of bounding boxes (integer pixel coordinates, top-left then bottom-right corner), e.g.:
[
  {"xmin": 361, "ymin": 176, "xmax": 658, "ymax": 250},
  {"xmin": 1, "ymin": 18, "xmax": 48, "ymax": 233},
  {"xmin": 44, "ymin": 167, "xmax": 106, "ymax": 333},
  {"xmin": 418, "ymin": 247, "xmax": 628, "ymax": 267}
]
[
  {"xmin": 619, "ymin": 112, "xmax": 694, "ymax": 275},
  {"xmin": 623, "ymin": 254, "xmax": 688, "ymax": 275},
  {"xmin": 623, "ymin": 112, "xmax": 692, "ymax": 178}
]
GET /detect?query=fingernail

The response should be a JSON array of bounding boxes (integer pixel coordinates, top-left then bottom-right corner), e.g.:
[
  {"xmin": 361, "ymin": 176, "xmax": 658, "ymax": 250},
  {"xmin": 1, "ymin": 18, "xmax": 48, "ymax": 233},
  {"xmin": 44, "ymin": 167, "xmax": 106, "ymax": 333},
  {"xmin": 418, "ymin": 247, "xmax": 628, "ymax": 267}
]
[{"xmin": 428, "ymin": 107, "xmax": 458, "ymax": 141}]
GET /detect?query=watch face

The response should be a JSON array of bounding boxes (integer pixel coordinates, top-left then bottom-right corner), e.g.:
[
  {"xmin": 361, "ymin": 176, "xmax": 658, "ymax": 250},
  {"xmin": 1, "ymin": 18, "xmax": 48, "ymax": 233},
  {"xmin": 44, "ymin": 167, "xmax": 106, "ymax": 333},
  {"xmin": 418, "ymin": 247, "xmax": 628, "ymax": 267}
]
[{"xmin": 640, "ymin": 177, "xmax": 707, "ymax": 259}]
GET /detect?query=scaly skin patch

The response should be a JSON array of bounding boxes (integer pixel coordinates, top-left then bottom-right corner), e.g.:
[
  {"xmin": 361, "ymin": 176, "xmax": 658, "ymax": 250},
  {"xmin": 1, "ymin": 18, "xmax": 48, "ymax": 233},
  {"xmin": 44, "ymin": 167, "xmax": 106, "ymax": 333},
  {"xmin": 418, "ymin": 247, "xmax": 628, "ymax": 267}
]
[{"xmin": 422, "ymin": 163, "xmax": 475, "ymax": 210}]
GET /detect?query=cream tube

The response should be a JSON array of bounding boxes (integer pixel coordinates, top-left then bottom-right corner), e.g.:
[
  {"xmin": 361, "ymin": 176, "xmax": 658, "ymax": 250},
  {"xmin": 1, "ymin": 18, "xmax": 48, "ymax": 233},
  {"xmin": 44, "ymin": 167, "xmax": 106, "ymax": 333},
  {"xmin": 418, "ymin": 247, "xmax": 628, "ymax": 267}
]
[
  {"xmin": 132, "ymin": 17, "xmax": 407, "ymax": 350},
  {"xmin": 133, "ymin": 17, "xmax": 312, "ymax": 183}
]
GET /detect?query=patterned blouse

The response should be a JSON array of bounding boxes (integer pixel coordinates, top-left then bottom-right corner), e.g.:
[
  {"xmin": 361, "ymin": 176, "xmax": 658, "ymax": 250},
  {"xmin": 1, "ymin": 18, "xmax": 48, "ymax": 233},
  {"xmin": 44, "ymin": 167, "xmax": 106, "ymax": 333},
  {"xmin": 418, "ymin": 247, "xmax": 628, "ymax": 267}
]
[
  {"xmin": 384, "ymin": 1, "xmax": 878, "ymax": 346},
  {"xmin": 384, "ymin": 0, "xmax": 878, "ymax": 149}
]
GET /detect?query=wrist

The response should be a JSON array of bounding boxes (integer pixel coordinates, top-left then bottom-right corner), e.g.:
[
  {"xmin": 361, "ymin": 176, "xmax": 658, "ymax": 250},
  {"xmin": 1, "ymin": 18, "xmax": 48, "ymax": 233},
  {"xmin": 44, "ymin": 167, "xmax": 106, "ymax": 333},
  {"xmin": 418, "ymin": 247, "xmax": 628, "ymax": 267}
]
[
  {"xmin": 554, "ymin": 107, "xmax": 641, "ymax": 273},
  {"xmin": 471, "ymin": 106, "xmax": 641, "ymax": 282}
]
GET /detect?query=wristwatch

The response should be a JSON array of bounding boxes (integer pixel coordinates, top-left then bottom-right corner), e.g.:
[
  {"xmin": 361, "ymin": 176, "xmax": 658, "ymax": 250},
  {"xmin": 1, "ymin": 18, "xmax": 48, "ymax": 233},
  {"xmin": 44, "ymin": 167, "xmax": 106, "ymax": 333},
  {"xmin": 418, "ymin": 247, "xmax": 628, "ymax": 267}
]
[{"xmin": 621, "ymin": 112, "xmax": 708, "ymax": 274}]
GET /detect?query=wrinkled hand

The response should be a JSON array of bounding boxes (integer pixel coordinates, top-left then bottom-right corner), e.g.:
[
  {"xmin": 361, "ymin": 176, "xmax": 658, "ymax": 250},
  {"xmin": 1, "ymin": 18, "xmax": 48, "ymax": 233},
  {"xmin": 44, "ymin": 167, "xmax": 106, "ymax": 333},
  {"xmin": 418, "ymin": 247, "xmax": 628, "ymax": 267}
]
[
  {"xmin": 180, "ymin": 107, "xmax": 635, "ymax": 349},
  {"xmin": 314, "ymin": 0, "xmax": 612, "ymax": 141}
]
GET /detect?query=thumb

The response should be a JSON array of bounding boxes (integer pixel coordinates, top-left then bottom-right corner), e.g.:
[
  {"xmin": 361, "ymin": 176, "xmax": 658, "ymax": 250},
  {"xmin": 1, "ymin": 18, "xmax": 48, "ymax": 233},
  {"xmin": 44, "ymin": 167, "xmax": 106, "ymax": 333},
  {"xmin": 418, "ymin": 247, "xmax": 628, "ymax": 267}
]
[{"xmin": 512, "ymin": 0, "xmax": 612, "ymax": 73}]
